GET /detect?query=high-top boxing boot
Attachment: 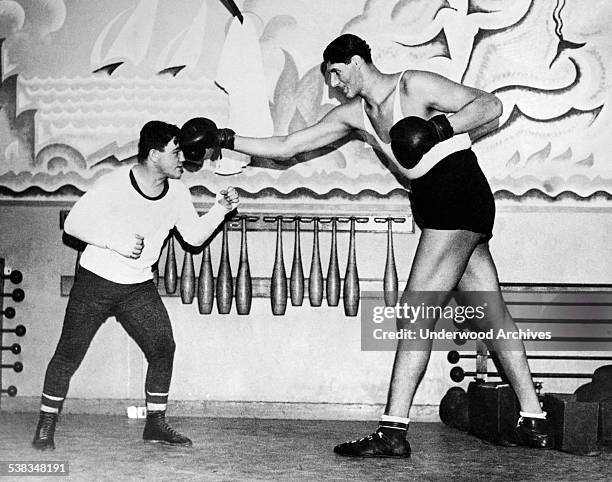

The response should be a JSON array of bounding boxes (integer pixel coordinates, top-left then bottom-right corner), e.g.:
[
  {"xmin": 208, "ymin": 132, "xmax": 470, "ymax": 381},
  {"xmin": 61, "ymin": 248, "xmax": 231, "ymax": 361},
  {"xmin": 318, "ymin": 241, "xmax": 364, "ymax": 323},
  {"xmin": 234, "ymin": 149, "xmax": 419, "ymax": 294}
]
[
  {"xmin": 143, "ymin": 411, "xmax": 192, "ymax": 446},
  {"xmin": 32, "ymin": 411, "xmax": 58, "ymax": 451},
  {"xmin": 333, "ymin": 419, "xmax": 411, "ymax": 458},
  {"xmin": 515, "ymin": 416, "xmax": 554, "ymax": 449}
]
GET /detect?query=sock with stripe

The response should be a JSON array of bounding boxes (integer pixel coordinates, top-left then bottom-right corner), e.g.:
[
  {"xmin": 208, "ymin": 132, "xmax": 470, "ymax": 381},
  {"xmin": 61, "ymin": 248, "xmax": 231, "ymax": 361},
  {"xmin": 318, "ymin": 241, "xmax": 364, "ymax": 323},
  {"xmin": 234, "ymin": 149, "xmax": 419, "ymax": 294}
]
[
  {"xmin": 146, "ymin": 391, "xmax": 168, "ymax": 413},
  {"xmin": 40, "ymin": 392, "xmax": 64, "ymax": 414},
  {"xmin": 379, "ymin": 414, "xmax": 410, "ymax": 438}
]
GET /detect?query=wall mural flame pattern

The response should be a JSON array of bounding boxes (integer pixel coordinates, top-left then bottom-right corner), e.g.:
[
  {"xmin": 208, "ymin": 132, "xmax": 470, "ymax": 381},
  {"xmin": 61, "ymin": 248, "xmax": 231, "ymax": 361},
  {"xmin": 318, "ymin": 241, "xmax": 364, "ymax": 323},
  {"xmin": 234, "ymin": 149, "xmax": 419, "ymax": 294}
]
[{"xmin": 0, "ymin": 0, "xmax": 610, "ymax": 203}]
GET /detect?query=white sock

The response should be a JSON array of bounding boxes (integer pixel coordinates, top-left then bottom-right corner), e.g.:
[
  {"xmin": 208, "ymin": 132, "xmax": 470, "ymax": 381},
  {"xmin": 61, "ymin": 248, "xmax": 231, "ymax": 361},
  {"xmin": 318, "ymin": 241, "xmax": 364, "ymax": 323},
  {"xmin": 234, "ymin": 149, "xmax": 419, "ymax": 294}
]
[
  {"xmin": 40, "ymin": 405, "xmax": 59, "ymax": 414},
  {"xmin": 146, "ymin": 403, "xmax": 167, "ymax": 412},
  {"xmin": 380, "ymin": 414, "xmax": 410, "ymax": 425},
  {"xmin": 520, "ymin": 410, "xmax": 547, "ymax": 419}
]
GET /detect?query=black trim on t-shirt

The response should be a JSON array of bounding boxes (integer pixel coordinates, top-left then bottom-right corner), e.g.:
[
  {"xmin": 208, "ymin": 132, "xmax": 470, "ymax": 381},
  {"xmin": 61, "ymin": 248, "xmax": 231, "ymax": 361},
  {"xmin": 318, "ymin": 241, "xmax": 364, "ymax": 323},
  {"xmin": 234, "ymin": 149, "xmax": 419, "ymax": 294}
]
[{"xmin": 129, "ymin": 168, "xmax": 169, "ymax": 200}]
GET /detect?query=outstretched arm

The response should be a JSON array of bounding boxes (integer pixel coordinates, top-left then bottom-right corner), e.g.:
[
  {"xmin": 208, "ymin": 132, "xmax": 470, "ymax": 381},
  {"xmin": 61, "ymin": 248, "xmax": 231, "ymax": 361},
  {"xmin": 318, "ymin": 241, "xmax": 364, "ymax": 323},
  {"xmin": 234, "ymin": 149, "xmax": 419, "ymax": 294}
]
[
  {"xmin": 237, "ymin": 106, "xmax": 355, "ymax": 160},
  {"xmin": 179, "ymin": 105, "xmax": 356, "ymax": 166}
]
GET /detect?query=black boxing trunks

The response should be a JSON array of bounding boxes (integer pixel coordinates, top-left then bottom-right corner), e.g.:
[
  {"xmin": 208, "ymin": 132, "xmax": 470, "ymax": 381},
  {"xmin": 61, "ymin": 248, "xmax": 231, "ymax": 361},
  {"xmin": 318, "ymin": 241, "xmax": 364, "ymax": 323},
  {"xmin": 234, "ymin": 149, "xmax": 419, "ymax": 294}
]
[{"xmin": 409, "ymin": 149, "xmax": 495, "ymax": 243}]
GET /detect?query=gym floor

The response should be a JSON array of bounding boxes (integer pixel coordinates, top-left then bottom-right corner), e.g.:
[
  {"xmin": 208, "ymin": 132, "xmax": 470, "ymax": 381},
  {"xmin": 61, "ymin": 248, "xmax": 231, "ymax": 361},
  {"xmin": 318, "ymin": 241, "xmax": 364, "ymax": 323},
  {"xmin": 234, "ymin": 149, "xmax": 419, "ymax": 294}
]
[{"xmin": 1, "ymin": 413, "xmax": 611, "ymax": 481}]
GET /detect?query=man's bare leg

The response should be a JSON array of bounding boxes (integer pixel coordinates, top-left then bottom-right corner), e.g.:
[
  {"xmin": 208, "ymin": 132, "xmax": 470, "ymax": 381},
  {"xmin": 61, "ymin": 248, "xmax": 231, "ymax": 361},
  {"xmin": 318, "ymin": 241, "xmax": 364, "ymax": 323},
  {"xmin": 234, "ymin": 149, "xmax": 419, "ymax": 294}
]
[
  {"xmin": 385, "ymin": 229, "xmax": 481, "ymax": 417},
  {"xmin": 334, "ymin": 228, "xmax": 481, "ymax": 457},
  {"xmin": 455, "ymin": 243, "xmax": 552, "ymax": 448},
  {"xmin": 456, "ymin": 243, "xmax": 541, "ymax": 412}
]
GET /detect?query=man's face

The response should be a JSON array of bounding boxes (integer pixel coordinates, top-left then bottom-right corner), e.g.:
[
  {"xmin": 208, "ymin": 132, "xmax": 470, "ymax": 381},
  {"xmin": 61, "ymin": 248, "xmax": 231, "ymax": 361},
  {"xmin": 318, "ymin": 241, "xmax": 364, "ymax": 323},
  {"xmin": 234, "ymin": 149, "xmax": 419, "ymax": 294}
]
[
  {"xmin": 325, "ymin": 59, "xmax": 360, "ymax": 98},
  {"xmin": 155, "ymin": 138, "xmax": 184, "ymax": 179}
]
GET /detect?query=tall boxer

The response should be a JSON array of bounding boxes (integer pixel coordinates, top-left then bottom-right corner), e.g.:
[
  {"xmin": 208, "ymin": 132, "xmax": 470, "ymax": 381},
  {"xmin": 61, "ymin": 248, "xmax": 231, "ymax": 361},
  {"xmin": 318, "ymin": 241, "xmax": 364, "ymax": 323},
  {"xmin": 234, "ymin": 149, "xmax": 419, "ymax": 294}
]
[
  {"xmin": 180, "ymin": 33, "xmax": 552, "ymax": 457},
  {"xmin": 33, "ymin": 121, "xmax": 239, "ymax": 450}
]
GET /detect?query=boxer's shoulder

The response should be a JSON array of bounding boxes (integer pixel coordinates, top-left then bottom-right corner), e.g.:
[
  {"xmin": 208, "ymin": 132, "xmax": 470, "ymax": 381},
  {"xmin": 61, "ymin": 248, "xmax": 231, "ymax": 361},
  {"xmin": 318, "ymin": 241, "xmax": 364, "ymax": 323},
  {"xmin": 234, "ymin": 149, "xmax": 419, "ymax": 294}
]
[
  {"xmin": 399, "ymin": 69, "xmax": 438, "ymax": 94},
  {"xmin": 87, "ymin": 164, "xmax": 130, "ymax": 192},
  {"xmin": 324, "ymin": 98, "xmax": 362, "ymax": 129}
]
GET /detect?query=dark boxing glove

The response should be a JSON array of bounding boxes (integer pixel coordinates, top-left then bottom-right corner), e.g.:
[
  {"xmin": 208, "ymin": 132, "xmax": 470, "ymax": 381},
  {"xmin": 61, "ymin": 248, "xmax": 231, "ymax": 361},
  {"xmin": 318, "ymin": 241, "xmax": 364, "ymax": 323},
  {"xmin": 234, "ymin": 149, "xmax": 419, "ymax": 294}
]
[
  {"xmin": 178, "ymin": 117, "xmax": 236, "ymax": 172},
  {"xmin": 389, "ymin": 115, "xmax": 454, "ymax": 169}
]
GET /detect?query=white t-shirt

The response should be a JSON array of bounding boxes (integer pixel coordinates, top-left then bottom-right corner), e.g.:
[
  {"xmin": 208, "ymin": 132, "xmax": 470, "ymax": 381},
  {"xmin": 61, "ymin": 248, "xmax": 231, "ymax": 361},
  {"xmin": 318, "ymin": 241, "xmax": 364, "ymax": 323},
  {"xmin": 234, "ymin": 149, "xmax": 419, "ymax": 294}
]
[{"xmin": 64, "ymin": 166, "xmax": 228, "ymax": 284}]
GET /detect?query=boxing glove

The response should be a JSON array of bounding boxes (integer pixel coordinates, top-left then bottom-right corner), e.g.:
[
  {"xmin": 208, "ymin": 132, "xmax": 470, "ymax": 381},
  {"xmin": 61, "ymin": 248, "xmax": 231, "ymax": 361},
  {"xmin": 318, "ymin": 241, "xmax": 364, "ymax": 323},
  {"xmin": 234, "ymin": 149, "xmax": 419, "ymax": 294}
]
[
  {"xmin": 389, "ymin": 115, "xmax": 454, "ymax": 169},
  {"xmin": 178, "ymin": 117, "xmax": 235, "ymax": 172}
]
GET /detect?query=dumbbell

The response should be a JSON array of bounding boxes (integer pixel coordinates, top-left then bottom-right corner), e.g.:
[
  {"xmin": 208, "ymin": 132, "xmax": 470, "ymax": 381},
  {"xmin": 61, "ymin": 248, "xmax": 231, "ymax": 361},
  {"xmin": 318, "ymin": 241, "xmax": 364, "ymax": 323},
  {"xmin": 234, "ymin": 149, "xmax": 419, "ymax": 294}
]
[
  {"xmin": 451, "ymin": 366, "xmax": 469, "ymax": 382},
  {"xmin": 451, "ymin": 366, "xmax": 593, "ymax": 383},
  {"xmin": 1, "ymin": 343, "xmax": 21, "ymax": 355},
  {"xmin": 1, "ymin": 307, "xmax": 16, "ymax": 319},
  {"xmin": 447, "ymin": 350, "xmax": 612, "ymax": 365},
  {"xmin": 450, "ymin": 366, "xmax": 505, "ymax": 382},
  {"xmin": 1, "ymin": 270, "xmax": 23, "ymax": 284},
  {"xmin": 1, "ymin": 362, "xmax": 23, "ymax": 372},
  {"xmin": 1, "ymin": 385, "xmax": 17, "ymax": 397},
  {"xmin": 1, "ymin": 288, "xmax": 24, "ymax": 302},
  {"xmin": 448, "ymin": 351, "xmax": 461, "ymax": 364},
  {"xmin": 1, "ymin": 325, "xmax": 26, "ymax": 337}
]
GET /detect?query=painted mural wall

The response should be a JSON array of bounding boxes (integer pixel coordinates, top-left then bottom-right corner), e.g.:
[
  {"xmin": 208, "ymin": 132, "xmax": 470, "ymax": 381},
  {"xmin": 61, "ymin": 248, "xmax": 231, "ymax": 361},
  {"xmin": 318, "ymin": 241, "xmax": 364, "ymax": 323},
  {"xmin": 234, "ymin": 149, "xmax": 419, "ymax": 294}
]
[{"xmin": 0, "ymin": 0, "xmax": 611, "ymax": 202}]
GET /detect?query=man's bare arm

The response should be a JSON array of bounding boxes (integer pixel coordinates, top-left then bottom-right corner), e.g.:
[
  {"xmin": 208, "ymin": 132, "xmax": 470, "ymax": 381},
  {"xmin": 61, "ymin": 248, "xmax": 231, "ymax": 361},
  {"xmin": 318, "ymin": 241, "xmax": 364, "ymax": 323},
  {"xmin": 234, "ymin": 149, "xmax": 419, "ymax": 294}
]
[
  {"xmin": 468, "ymin": 118, "xmax": 500, "ymax": 142},
  {"xmin": 233, "ymin": 104, "xmax": 356, "ymax": 160},
  {"xmin": 409, "ymin": 71, "xmax": 503, "ymax": 134}
]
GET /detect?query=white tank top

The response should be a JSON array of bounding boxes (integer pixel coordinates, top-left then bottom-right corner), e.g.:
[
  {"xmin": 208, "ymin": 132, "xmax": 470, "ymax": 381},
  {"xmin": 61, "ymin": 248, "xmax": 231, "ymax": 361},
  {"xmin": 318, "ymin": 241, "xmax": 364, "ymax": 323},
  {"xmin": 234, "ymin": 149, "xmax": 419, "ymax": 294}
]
[{"xmin": 361, "ymin": 72, "xmax": 472, "ymax": 179}]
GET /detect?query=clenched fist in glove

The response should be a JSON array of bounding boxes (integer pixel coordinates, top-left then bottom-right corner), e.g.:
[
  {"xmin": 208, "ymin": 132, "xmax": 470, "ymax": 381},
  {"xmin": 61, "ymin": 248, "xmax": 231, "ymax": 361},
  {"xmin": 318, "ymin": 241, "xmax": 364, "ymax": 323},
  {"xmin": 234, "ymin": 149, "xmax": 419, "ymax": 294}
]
[
  {"xmin": 389, "ymin": 115, "xmax": 454, "ymax": 170},
  {"xmin": 178, "ymin": 117, "xmax": 235, "ymax": 172}
]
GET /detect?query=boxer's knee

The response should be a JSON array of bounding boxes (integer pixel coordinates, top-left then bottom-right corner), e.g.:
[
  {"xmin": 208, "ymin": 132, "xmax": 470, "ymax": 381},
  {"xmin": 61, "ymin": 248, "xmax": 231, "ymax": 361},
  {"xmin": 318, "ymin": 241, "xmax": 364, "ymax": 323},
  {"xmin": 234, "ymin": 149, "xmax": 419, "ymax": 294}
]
[{"xmin": 146, "ymin": 335, "xmax": 175, "ymax": 364}]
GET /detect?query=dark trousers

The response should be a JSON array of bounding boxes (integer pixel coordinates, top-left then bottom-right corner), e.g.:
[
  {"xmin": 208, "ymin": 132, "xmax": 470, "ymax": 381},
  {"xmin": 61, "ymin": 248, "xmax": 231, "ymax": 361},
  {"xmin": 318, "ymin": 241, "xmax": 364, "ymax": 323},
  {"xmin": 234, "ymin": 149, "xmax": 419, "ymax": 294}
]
[{"xmin": 42, "ymin": 267, "xmax": 175, "ymax": 407}]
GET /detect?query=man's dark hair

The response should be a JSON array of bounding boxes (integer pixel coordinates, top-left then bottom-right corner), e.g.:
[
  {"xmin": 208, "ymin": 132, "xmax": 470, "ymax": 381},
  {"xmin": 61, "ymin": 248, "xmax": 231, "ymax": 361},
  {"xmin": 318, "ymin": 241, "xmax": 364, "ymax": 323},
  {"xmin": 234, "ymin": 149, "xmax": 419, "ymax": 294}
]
[
  {"xmin": 323, "ymin": 34, "xmax": 372, "ymax": 64},
  {"xmin": 137, "ymin": 121, "xmax": 180, "ymax": 163}
]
